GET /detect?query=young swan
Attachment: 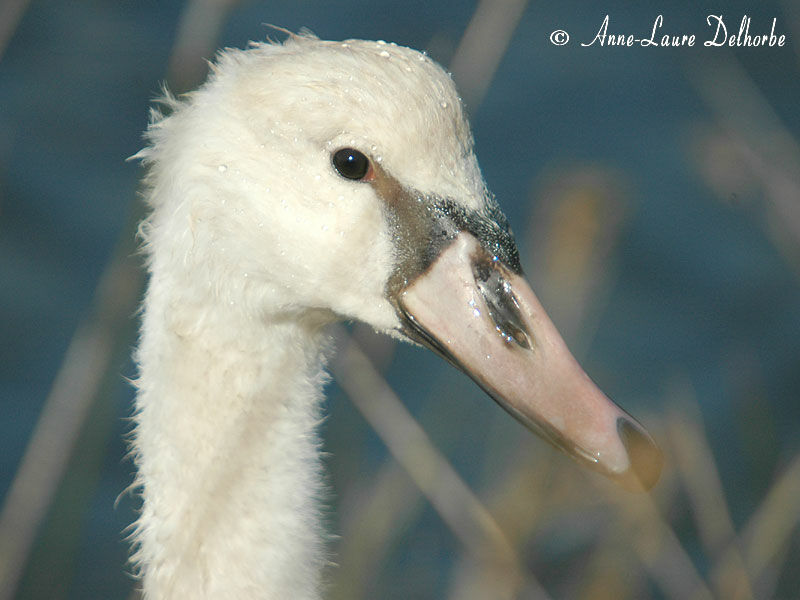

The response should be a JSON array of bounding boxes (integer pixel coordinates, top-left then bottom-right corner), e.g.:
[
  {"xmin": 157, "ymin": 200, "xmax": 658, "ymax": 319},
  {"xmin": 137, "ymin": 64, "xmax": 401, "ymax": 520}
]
[{"xmin": 131, "ymin": 33, "xmax": 661, "ymax": 599}]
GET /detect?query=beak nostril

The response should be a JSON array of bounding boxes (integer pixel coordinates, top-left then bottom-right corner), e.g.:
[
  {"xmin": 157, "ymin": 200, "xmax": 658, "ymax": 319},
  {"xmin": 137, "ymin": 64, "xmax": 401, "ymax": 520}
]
[
  {"xmin": 472, "ymin": 258, "xmax": 532, "ymax": 350},
  {"xmin": 617, "ymin": 418, "xmax": 663, "ymax": 490}
]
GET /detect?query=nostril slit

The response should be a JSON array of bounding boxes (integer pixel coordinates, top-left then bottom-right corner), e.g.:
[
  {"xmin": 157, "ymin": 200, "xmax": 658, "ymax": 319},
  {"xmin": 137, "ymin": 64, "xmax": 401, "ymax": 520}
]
[
  {"xmin": 617, "ymin": 418, "xmax": 663, "ymax": 490},
  {"xmin": 472, "ymin": 259, "xmax": 532, "ymax": 350}
]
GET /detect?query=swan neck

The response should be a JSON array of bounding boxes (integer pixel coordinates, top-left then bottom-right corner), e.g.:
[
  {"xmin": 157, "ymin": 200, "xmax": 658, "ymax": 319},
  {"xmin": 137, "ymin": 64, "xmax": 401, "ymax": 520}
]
[{"xmin": 132, "ymin": 299, "xmax": 328, "ymax": 599}]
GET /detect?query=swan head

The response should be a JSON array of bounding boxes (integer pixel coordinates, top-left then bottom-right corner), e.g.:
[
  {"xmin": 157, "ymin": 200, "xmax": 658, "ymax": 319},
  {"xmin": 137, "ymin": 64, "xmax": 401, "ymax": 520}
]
[{"xmin": 138, "ymin": 34, "xmax": 661, "ymax": 489}]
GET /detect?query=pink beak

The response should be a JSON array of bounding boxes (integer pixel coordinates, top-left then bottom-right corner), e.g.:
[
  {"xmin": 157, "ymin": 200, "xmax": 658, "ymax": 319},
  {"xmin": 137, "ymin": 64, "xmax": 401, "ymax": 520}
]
[{"xmin": 398, "ymin": 232, "xmax": 662, "ymax": 490}]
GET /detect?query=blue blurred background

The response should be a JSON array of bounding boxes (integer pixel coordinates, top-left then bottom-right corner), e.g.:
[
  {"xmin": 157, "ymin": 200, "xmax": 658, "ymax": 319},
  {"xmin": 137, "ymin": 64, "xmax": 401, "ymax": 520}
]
[{"xmin": 1, "ymin": 1, "xmax": 799, "ymax": 598}]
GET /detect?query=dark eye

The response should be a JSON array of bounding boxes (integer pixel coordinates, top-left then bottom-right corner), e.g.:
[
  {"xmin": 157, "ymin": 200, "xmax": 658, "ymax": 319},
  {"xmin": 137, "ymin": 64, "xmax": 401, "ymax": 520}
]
[{"xmin": 332, "ymin": 147, "xmax": 371, "ymax": 181}]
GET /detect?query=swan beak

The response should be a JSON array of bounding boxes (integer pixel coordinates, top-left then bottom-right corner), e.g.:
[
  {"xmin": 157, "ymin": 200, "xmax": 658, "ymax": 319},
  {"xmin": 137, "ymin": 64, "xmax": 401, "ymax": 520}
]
[{"xmin": 397, "ymin": 232, "xmax": 662, "ymax": 490}]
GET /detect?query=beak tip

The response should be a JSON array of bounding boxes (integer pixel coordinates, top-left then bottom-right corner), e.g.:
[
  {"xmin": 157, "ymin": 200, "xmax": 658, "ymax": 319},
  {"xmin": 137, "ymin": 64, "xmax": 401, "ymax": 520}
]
[{"xmin": 617, "ymin": 417, "xmax": 663, "ymax": 491}]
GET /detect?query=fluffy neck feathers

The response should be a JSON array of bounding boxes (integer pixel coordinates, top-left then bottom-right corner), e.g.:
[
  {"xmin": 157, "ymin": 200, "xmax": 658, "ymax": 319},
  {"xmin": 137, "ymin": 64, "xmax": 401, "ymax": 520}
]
[{"xmin": 131, "ymin": 285, "xmax": 330, "ymax": 599}]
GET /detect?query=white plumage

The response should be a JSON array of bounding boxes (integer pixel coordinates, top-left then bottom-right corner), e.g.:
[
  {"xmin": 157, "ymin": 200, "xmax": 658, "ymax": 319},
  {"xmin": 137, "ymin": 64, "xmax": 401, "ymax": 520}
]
[{"xmin": 130, "ymin": 33, "xmax": 660, "ymax": 599}]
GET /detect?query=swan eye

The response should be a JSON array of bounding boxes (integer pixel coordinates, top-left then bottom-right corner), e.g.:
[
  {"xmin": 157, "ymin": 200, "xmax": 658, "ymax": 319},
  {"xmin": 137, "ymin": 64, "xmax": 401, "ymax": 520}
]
[{"xmin": 332, "ymin": 148, "xmax": 371, "ymax": 181}]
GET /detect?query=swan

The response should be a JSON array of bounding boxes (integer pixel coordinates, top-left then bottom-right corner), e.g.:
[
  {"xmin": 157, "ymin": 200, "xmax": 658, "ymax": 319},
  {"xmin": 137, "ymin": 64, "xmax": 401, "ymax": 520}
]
[{"xmin": 130, "ymin": 32, "xmax": 662, "ymax": 599}]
